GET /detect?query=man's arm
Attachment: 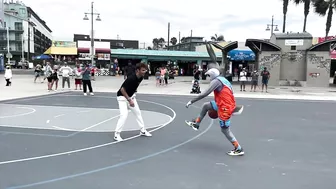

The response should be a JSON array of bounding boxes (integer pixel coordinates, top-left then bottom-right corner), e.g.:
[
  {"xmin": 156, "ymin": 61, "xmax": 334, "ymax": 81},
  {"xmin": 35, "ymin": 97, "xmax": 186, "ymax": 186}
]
[
  {"xmin": 119, "ymin": 78, "xmax": 132, "ymax": 101},
  {"xmin": 120, "ymin": 87, "xmax": 131, "ymax": 101},
  {"xmin": 190, "ymin": 79, "xmax": 222, "ymax": 104}
]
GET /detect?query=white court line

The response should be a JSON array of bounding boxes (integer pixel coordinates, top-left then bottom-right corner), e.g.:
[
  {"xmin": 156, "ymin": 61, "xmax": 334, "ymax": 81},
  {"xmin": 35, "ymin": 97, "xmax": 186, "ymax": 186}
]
[
  {"xmin": 65, "ymin": 114, "xmax": 121, "ymax": 137},
  {"xmin": 0, "ymin": 107, "xmax": 36, "ymax": 119},
  {"xmin": 0, "ymin": 124, "xmax": 69, "ymax": 131},
  {"xmin": 0, "ymin": 96, "xmax": 176, "ymax": 165},
  {"xmin": 0, "ymin": 92, "xmax": 68, "ymax": 103},
  {"xmin": 0, "ymin": 108, "xmax": 166, "ymax": 133},
  {"xmin": 51, "ymin": 125, "xmax": 74, "ymax": 131},
  {"xmin": 2, "ymin": 104, "xmax": 120, "ymax": 111},
  {"xmin": 51, "ymin": 118, "xmax": 172, "ymax": 133},
  {"xmin": 0, "ymin": 130, "xmax": 67, "ymax": 138},
  {"xmin": 54, "ymin": 114, "xmax": 65, "ymax": 118}
]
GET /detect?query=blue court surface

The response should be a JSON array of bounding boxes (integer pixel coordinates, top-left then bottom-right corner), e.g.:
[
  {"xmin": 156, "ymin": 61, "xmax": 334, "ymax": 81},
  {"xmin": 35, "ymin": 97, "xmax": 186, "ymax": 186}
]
[{"xmin": 0, "ymin": 92, "xmax": 335, "ymax": 189}]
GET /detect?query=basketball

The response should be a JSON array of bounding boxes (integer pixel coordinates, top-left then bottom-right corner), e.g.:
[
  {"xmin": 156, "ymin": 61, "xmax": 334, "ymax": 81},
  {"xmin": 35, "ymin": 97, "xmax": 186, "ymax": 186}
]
[{"xmin": 208, "ymin": 109, "xmax": 218, "ymax": 119}]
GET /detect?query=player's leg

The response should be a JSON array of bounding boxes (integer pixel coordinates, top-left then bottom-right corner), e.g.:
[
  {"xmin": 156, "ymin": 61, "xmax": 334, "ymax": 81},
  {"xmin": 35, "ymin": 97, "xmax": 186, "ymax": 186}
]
[
  {"xmin": 186, "ymin": 101, "xmax": 215, "ymax": 130},
  {"xmin": 114, "ymin": 97, "xmax": 130, "ymax": 141},
  {"xmin": 219, "ymin": 119, "xmax": 244, "ymax": 156},
  {"xmin": 129, "ymin": 97, "xmax": 152, "ymax": 137}
]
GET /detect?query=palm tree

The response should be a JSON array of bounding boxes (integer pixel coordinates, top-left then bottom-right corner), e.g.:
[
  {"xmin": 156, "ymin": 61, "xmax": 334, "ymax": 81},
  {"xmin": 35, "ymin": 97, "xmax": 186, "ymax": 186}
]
[
  {"xmin": 170, "ymin": 37, "xmax": 177, "ymax": 45},
  {"xmin": 313, "ymin": 0, "xmax": 336, "ymax": 38},
  {"xmin": 282, "ymin": 0, "xmax": 290, "ymax": 33},
  {"xmin": 152, "ymin": 38, "xmax": 159, "ymax": 50},
  {"xmin": 211, "ymin": 34, "xmax": 225, "ymax": 42},
  {"xmin": 158, "ymin": 37, "xmax": 165, "ymax": 48},
  {"xmin": 293, "ymin": 0, "xmax": 311, "ymax": 32}
]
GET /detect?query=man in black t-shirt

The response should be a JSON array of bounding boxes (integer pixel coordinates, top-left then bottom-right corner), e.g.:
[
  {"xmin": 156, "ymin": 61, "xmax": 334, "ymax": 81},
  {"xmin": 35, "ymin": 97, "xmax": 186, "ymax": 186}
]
[
  {"xmin": 114, "ymin": 63, "xmax": 152, "ymax": 141},
  {"xmin": 261, "ymin": 67, "xmax": 270, "ymax": 92}
]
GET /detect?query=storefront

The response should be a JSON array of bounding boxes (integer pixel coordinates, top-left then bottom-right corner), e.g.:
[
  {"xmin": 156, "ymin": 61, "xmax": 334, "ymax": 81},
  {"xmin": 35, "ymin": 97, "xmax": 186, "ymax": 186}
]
[
  {"xmin": 44, "ymin": 41, "xmax": 77, "ymax": 63},
  {"xmin": 77, "ymin": 40, "xmax": 111, "ymax": 68},
  {"xmin": 227, "ymin": 49, "xmax": 255, "ymax": 77}
]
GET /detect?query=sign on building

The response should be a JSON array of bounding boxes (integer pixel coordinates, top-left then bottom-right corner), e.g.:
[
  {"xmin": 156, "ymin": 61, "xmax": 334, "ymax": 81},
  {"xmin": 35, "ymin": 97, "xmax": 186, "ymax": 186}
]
[{"xmin": 285, "ymin": 39, "xmax": 304, "ymax": 46}]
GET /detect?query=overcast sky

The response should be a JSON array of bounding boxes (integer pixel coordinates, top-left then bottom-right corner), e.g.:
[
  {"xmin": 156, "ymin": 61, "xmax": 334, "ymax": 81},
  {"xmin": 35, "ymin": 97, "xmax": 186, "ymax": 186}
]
[{"xmin": 21, "ymin": 0, "xmax": 336, "ymax": 47}]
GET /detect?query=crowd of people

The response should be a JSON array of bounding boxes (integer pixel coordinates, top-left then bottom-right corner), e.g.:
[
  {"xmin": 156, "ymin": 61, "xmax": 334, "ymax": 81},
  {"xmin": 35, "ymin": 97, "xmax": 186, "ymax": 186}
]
[{"xmin": 32, "ymin": 62, "xmax": 95, "ymax": 95}]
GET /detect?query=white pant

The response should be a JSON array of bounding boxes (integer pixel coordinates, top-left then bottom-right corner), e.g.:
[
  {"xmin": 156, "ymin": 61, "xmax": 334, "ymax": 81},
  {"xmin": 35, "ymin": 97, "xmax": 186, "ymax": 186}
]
[{"xmin": 115, "ymin": 95, "xmax": 145, "ymax": 133}]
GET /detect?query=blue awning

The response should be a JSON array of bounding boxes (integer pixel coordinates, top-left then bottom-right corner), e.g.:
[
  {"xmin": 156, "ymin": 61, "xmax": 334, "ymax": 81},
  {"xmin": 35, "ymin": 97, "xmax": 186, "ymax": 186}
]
[
  {"xmin": 228, "ymin": 49, "xmax": 255, "ymax": 61},
  {"xmin": 32, "ymin": 54, "xmax": 53, "ymax": 60}
]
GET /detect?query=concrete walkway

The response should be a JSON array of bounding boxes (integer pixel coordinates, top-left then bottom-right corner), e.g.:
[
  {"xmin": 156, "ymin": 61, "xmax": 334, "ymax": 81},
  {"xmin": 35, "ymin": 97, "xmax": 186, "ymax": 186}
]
[{"xmin": 1, "ymin": 75, "xmax": 336, "ymax": 101}]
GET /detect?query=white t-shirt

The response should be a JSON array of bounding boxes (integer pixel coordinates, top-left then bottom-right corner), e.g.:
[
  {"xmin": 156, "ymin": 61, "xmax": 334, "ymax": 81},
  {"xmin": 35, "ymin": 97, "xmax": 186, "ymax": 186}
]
[
  {"xmin": 239, "ymin": 71, "xmax": 247, "ymax": 81},
  {"xmin": 60, "ymin": 66, "xmax": 72, "ymax": 77}
]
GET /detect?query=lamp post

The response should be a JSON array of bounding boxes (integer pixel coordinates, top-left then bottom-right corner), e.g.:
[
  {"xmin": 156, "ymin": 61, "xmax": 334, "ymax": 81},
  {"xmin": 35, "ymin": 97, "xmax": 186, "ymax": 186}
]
[
  {"xmin": 265, "ymin": 15, "xmax": 279, "ymax": 36},
  {"xmin": 83, "ymin": 1, "xmax": 101, "ymax": 66},
  {"xmin": 6, "ymin": 26, "xmax": 12, "ymax": 65}
]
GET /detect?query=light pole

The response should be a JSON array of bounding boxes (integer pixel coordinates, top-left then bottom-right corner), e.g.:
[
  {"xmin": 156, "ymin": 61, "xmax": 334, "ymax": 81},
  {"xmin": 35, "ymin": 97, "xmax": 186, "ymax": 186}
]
[
  {"xmin": 6, "ymin": 26, "xmax": 11, "ymax": 65},
  {"xmin": 265, "ymin": 15, "xmax": 279, "ymax": 36},
  {"xmin": 83, "ymin": 1, "xmax": 101, "ymax": 66}
]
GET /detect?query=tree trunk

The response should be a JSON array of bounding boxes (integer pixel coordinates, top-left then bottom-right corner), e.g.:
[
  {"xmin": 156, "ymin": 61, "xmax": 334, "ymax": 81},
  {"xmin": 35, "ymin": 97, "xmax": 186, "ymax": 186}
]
[
  {"xmin": 303, "ymin": 0, "xmax": 310, "ymax": 32},
  {"xmin": 325, "ymin": 4, "xmax": 333, "ymax": 39},
  {"xmin": 303, "ymin": 15, "xmax": 307, "ymax": 32},
  {"xmin": 282, "ymin": 14, "xmax": 287, "ymax": 33},
  {"xmin": 282, "ymin": 0, "xmax": 289, "ymax": 33}
]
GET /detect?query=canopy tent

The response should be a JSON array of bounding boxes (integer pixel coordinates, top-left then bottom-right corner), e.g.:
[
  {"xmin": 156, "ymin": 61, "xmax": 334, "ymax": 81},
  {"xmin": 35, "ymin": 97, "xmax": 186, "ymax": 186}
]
[
  {"xmin": 32, "ymin": 54, "xmax": 53, "ymax": 60},
  {"xmin": 44, "ymin": 46, "xmax": 77, "ymax": 55}
]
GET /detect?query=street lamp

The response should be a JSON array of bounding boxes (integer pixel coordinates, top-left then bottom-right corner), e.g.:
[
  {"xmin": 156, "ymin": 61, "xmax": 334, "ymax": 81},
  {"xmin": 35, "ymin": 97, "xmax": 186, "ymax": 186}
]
[
  {"xmin": 265, "ymin": 15, "xmax": 279, "ymax": 36},
  {"xmin": 83, "ymin": 1, "xmax": 101, "ymax": 66}
]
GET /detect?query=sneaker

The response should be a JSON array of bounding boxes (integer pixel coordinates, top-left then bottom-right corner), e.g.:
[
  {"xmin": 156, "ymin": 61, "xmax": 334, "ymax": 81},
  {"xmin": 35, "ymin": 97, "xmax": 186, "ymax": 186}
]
[
  {"xmin": 140, "ymin": 129, "xmax": 152, "ymax": 137},
  {"xmin": 185, "ymin": 119, "xmax": 199, "ymax": 131},
  {"xmin": 83, "ymin": 93, "xmax": 87, "ymax": 96},
  {"xmin": 114, "ymin": 133, "xmax": 123, "ymax": 141},
  {"xmin": 232, "ymin": 105, "xmax": 244, "ymax": 116},
  {"xmin": 90, "ymin": 93, "xmax": 94, "ymax": 96},
  {"xmin": 227, "ymin": 148, "xmax": 244, "ymax": 156}
]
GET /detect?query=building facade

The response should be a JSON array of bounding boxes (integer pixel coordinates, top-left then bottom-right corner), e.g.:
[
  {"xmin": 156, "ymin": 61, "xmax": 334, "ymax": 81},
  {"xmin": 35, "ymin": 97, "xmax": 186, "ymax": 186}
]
[
  {"xmin": 167, "ymin": 36, "xmax": 205, "ymax": 51},
  {"xmin": 0, "ymin": 0, "xmax": 52, "ymax": 64},
  {"xmin": 73, "ymin": 34, "xmax": 139, "ymax": 49}
]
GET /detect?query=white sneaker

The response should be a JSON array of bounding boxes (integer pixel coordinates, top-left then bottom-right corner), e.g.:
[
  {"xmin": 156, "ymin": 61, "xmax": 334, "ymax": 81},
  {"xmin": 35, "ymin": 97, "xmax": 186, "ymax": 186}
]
[
  {"xmin": 83, "ymin": 93, "xmax": 87, "ymax": 96},
  {"xmin": 227, "ymin": 148, "xmax": 245, "ymax": 156},
  {"xmin": 90, "ymin": 93, "xmax": 94, "ymax": 96},
  {"xmin": 114, "ymin": 133, "xmax": 123, "ymax": 141},
  {"xmin": 140, "ymin": 129, "xmax": 152, "ymax": 137}
]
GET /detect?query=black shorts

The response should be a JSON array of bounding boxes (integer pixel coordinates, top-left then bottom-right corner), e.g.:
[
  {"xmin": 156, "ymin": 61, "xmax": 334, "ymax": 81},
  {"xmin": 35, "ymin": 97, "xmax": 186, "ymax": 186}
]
[
  {"xmin": 47, "ymin": 77, "xmax": 53, "ymax": 83},
  {"xmin": 252, "ymin": 80, "xmax": 258, "ymax": 85}
]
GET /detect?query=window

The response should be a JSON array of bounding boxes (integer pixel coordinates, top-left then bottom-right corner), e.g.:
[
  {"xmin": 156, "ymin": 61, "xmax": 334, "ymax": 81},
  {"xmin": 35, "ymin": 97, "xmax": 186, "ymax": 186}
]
[
  {"xmin": 14, "ymin": 22, "xmax": 23, "ymax": 30},
  {"xmin": 0, "ymin": 34, "xmax": 6, "ymax": 40},
  {"xmin": 20, "ymin": 8, "xmax": 26, "ymax": 15},
  {"xmin": 290, "ymin": 46, "xmax": 296, "ymax": 50}
]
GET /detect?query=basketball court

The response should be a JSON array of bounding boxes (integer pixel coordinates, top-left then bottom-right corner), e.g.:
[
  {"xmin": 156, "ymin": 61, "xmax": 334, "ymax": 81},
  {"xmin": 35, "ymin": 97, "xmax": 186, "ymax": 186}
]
[{"xmin": 0, "ymin": 92, "xmax": 335, "ymax": 189}]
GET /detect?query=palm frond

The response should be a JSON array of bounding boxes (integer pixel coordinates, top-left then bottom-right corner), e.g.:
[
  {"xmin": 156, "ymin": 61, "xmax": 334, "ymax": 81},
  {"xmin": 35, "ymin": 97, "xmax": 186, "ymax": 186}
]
[
  {"xmin": 312, "ymin": 0, "xmax": 329, "ymax": 16},
  {"xmin": 293, "ymin": 0, "xmax": 303, "ymax": 5}
]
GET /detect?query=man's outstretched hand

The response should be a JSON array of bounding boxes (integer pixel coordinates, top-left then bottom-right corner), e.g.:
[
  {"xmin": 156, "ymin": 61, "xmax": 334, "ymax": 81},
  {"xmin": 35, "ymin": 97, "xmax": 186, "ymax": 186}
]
[{"xmin": 186, "ymin": 101, "xmax": 192, "ymax": 108}]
